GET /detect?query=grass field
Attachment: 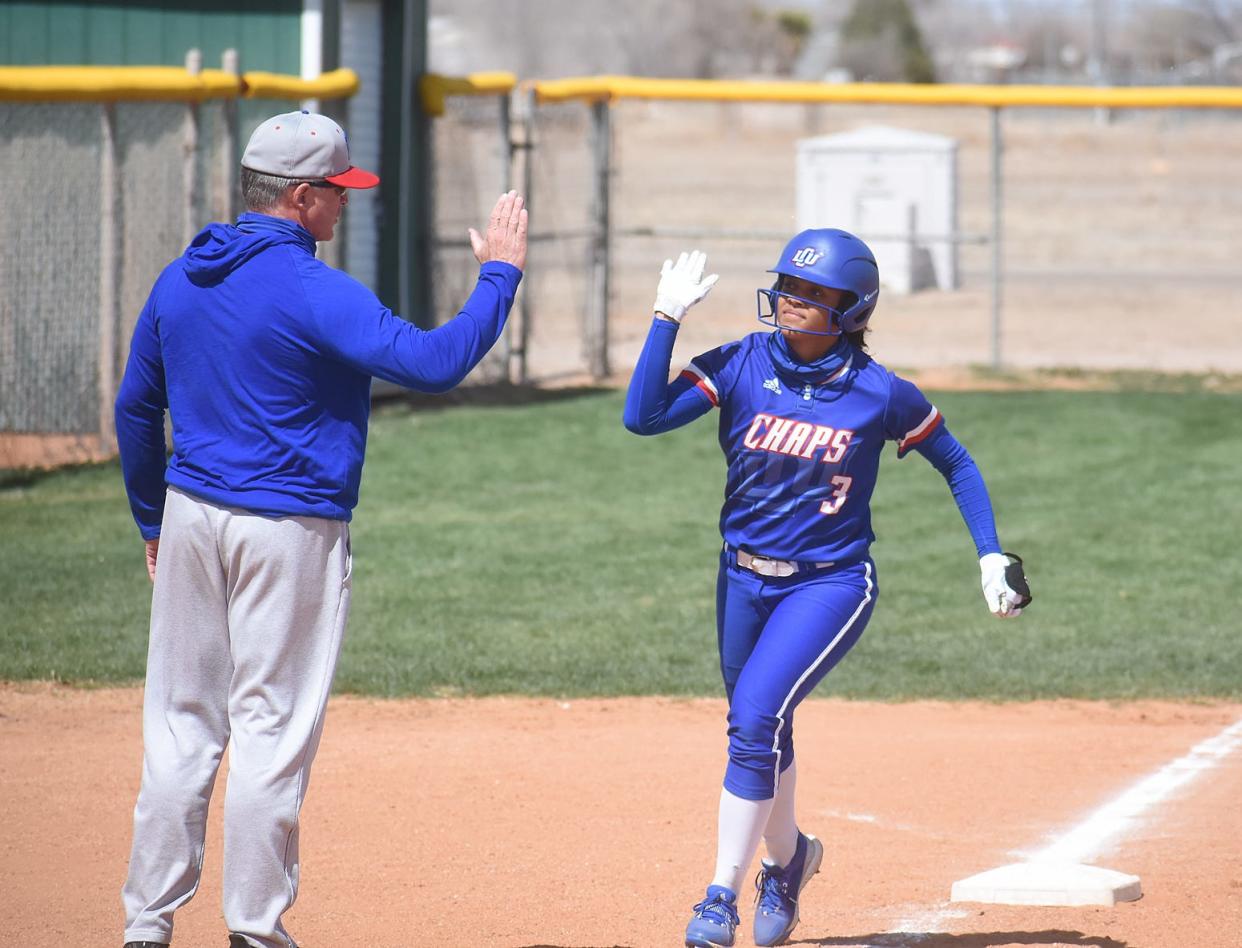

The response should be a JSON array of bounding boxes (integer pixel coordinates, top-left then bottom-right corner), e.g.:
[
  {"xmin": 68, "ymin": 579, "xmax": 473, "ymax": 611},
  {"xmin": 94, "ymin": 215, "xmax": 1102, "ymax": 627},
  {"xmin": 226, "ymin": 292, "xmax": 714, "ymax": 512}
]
[{"xmin": 2, "ymin": 384, "xmax": 1240, "ymax": 699}]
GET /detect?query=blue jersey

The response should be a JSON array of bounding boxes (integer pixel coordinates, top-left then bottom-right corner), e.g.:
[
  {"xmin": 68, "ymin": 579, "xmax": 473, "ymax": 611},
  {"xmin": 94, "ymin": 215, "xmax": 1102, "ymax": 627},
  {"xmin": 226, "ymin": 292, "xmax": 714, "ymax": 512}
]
[
  {"xmin": 114, "ymin": 213, "xmax": 521, "ymax": 538},
  {"xmin": 624, "ymin": 319, "xmax": 1000, "ymax": 564},
  {"xmin": 684, "ymin": 332, "xmax": 938, "ymax": 563},
  {"xmin": 625, "ymin": 317, "xmax": 1004, "ymax": 806}
]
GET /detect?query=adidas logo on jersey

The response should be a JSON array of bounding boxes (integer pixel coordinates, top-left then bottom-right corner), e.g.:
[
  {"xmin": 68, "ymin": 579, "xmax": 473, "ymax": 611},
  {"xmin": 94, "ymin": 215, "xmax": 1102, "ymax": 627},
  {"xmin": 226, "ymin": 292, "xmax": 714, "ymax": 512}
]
[
  {"xmin": 763, "ymin": 377, "xmax": 782, "ymax": 395},
  {"xmin": 790, "ymin": 247, "xmax": 823, "ymax": 268}
]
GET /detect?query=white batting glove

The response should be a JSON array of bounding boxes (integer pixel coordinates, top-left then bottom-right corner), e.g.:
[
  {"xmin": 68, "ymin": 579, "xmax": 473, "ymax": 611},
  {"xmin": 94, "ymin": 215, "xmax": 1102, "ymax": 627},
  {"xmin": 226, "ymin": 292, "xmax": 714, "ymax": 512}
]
[
  {"xmin": 980, "ymin": 552, "xmax": 1023, "ymax": 618},
  {"xmin": 653, "ymin": 250, "xmax": 719, "ymax": 323}
]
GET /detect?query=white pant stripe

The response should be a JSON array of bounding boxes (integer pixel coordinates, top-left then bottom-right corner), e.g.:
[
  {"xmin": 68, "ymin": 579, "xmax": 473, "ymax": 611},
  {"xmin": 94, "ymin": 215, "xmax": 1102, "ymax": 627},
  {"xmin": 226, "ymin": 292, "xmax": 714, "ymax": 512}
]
[{"xmin": 769, "ymin": 560, "xmax": 874, "ymax": 797}]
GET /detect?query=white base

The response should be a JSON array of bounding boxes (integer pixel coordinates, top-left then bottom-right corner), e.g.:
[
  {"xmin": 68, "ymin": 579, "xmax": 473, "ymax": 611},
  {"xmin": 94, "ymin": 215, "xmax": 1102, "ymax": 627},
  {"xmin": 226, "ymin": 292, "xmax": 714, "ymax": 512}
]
[{"xmin": 950, "ymin": 862, "xmax": 1142, "ymax": 906}]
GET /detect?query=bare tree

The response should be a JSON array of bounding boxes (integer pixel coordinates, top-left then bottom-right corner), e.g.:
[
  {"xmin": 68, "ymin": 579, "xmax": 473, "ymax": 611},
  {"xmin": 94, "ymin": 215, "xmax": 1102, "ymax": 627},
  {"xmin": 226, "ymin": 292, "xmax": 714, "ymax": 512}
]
[
  {"xmin": 429, "ymin": 0, "xmax": 1242, "ymax": 85},
  {"xmin": 1122, "ymin": 0, "xmax": 1242, "ymax": 79},
  {"xmin": 431, "ymin": 0, "xmax": 769, "ymax": 79},
  {"xmin": 1194, "ymin": 0, "xmax": 1241, "ymax": 43}
]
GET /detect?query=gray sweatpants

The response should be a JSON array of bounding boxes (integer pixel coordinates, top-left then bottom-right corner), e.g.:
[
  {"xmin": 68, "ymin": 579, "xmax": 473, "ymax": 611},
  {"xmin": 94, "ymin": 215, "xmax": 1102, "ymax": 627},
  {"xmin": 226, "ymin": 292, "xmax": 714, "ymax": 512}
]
[{"xmin": 122, "ymin": 487, "xmax": 352, "ymax": 948}]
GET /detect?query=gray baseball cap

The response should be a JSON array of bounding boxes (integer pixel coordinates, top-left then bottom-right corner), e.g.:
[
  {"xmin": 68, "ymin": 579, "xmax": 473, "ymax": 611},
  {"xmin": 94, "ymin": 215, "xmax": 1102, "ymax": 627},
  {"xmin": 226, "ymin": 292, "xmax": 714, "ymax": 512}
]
[{"xmin": 241, "ymin": 110, "xmax": 379, "ymax": 188}]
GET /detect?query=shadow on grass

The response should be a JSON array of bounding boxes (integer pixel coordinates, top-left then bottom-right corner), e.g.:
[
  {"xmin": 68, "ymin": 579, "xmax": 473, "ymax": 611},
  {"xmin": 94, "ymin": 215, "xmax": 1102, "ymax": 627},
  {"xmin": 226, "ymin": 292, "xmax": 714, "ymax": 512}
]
[
  {"xmin": 0, "ymin": 457, "xmax": 117, "ymax": 491},
  {"xmin": 375, "ymin": 381, "xmax": 616, "ymax": 414},
  {"xmin": 954, "ymin": 365, "xmax": 1242, "ymax": 395},
  {"xmin": 802, "ymin": 930, "xmax": 1130, "ymax": 947},
  {"xmin": 1, "ymin": 384, "xmax": 616, "ymax": 485}
]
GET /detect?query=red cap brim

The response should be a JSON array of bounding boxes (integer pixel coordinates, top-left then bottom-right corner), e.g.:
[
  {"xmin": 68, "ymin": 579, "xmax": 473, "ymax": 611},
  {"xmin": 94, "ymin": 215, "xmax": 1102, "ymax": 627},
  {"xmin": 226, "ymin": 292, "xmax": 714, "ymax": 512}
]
[{"xmin": 326, "ymin": 166, "xmax": 380, "ymax": 189}]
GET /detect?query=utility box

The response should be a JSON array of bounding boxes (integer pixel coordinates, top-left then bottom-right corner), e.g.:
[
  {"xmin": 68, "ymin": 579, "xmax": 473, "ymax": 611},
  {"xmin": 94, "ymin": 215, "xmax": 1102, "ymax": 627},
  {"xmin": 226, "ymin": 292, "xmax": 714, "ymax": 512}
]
[{"xmin": 796, "ymin": 126, "xmax": 958, "ymax": 294}]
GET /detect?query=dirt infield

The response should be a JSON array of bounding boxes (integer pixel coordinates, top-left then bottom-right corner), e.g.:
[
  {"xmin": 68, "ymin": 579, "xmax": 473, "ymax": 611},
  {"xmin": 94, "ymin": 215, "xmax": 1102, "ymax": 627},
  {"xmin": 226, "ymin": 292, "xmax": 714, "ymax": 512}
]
[{"xmin": 3, "ymin": 685, "xmax": 1240, "ymax": 947}]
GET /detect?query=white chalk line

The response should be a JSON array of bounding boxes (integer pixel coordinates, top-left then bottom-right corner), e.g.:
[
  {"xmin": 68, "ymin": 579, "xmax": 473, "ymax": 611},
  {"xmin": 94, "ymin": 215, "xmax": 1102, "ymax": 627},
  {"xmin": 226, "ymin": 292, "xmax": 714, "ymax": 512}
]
[
  {"xmin": 842, "ymin": 714, "xmax": 1242, "ymax": 947},
  {"xmin": 1019, "ymin": 715, "xmax": 1242, "ymax": 865},
  {"xmin": 818, "ymin": 808, "xmax": 961, "ymax": 841}
]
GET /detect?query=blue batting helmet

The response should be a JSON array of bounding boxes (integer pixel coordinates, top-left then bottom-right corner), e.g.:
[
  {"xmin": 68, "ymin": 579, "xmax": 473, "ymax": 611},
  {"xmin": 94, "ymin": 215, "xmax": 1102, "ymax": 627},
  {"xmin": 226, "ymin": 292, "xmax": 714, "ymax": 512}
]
[{"xmin": 757, "ymin": 228, "xmax": 880, "ymax": 335}]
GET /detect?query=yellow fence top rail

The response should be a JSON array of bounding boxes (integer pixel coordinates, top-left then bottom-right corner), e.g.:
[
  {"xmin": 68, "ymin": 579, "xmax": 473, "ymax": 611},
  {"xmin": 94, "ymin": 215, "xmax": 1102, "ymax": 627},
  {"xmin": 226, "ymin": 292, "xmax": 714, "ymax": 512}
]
[
  {"xmin": 242, "ymin": 68, "xmax": 359, "ymax": 100},
  {"xmin": 0, "ymin": 66, "xmax": 359, "ymax": 103},
  {"xmin": 532, "ymin": 75, "xmax": 1242, "ymax": 110},
  {"xmin": 421, "ymin": 71, "xmax": 517, "ymax": 116}
]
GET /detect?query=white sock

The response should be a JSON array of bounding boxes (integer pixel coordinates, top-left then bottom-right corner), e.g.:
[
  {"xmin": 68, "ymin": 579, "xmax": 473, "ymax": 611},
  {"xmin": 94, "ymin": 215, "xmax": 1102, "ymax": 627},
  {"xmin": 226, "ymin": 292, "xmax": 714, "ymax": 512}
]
[
  {"xmin": 710, "ymin": 787, "xmax": 775, "ymax": 896},
  {"xmin": 763, "ymin": 760, "xmax": 799, "ymax": 867}
]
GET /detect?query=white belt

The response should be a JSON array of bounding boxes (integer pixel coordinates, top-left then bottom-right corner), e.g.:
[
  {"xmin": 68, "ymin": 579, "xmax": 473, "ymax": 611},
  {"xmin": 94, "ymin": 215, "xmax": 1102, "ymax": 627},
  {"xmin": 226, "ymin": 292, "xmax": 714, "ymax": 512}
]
[{"xmin": 735, "ymin": 548, "xmax": 835, "ymax": 578}]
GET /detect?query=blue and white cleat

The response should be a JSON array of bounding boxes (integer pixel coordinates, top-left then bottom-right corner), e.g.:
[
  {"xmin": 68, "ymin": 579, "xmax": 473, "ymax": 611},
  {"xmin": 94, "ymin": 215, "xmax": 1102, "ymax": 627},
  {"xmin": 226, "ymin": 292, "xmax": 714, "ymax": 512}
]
[
  {"xmin": 753, "ymin": 832, "xmax": 824, "ymax": 946},
  {"xmin": 684, "ymin": 884, "xmax": 740, "ymax": 947}
]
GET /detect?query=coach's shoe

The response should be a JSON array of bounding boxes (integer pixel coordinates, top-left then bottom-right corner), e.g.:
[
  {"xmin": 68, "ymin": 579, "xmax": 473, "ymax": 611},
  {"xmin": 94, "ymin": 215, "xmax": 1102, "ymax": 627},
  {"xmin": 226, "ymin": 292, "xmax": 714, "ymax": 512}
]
[
  {"xmin": 753, "ymin": 831, "xmax": 824, "ymax": 946},
  {"xmin": 123, "ymin": 942, "xmax": 169, "ymax": 947},
  {"xmin": 684, "ymin": 884, "xmax": 739, "ymax": 947}
]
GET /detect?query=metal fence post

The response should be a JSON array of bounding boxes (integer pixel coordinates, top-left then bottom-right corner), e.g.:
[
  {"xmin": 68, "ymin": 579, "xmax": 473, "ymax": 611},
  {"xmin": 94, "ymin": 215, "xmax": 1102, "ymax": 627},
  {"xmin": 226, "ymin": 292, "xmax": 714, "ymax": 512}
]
[
  {"xmin": 221, "ymin": 48, "xmax": 240, "ymax": 223},
  {"xmin": 495, "ymin": 87, "xmax": 514, "ymax": 379},
  {"xmin": 989, "ymin": 106, "xmax": 1004, "ymax": 371},
  {"xmin": 184, "ymin": 49, "xmax": 203, "ymax": 246},
  {"xmin": 98, "ymin": 103, "xmax": 121, "ymax": 452},
  {"xmin": 514, "ymin": 85, "xmax": 536, "ymax": 385},
  {"xmin": 499, "ymin": 90, "xmax": 512, "ymax": 195},
  {"xmin": 586, "ymin": 98, "xmax": 611, "ymax": 380}
]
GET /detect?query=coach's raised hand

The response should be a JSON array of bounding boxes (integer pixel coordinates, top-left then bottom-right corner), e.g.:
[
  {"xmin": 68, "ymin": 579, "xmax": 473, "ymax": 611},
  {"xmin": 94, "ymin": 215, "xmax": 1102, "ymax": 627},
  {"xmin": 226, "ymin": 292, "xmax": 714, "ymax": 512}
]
[
  {"xmin": 470, "ymin": 190, "xmax": 528, "ymax": 270},
  {"xmin": 654, "ymin": 249, "xmax": 719, "ymax": 323}
]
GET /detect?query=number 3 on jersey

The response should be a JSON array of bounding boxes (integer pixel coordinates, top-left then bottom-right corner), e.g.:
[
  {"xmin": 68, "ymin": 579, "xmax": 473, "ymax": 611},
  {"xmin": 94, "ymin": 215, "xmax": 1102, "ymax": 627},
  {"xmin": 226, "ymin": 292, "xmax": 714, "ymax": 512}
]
[{"xmin": 820, "ymin": 475, "xmax": 853, "ymax": 515}]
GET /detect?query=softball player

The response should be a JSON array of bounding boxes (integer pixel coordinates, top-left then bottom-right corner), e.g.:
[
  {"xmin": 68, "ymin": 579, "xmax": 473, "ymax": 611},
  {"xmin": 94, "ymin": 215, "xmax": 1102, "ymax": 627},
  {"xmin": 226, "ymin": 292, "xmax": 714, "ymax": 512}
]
[{"xmin": 623, "ymin": 232, "xmax": 1026, "ymax": 947}]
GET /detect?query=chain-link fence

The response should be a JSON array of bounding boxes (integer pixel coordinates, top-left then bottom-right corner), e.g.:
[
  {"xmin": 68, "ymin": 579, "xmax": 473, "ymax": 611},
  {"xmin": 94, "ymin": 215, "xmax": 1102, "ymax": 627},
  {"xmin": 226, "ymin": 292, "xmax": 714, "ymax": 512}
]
[
  {"xmin": 428, "ymin": 92, "xmax": 515, "ymax": 384},
  {"xmin": 428, "ymin": 80, "xmax": 1242, "ymax": 385},
  {"xmin": 1, "ymin": 102, "xmax": 102, "ymax": 437},
  {"xmin": 520, "ymin": 94, "xmax": 1242, "ymax": 383},
  {"xmin": 0, "ymin": 94, "xmax": 305, "ymax": 428},
  {"xmin": 513, "ymin": 96, "xmax": 597, "ymax": 384},
  {"xmin": 0, "ymin": 59, "xmax": 359, "ymax": 468},
  {"xmin": 7, "ymin": 75, "xmax": 1242, "ymax": 467},
  {"xmin": 0, "ymin": 99, "xmax": 216, "ymax": 447},
  {"xmin": 428, "ymin": 90, "xmax": 618, "ymax": 386}
]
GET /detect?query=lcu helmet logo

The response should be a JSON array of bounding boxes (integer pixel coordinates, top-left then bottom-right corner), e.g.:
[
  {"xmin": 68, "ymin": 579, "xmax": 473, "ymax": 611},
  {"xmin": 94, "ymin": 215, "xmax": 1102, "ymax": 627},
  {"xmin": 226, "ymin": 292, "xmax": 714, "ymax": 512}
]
[{"xmin": 790, "ymin": 247, "xmax": 823, "ymax": 268}]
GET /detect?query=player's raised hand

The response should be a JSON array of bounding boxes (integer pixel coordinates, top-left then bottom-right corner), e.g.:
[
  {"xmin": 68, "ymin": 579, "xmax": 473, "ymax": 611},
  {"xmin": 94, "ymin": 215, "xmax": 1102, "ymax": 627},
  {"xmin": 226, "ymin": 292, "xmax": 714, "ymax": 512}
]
[
  {"xmin": 469, "ymin": 190, "xmax": 528, "ymax": 270},
  {"xmin": 979, "ymin": 552, "xmax": 1030, "ymax": 618},
  {"xmin": 654, "ymin": 249, "xmax": 719, "ymax": 323}
]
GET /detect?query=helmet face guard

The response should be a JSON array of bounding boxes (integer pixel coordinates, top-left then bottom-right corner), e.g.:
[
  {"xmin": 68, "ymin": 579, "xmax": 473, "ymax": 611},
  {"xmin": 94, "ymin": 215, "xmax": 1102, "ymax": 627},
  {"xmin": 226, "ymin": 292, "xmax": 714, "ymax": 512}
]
[
  {"xmin": 757, "ymin": 228, "xmax": 880, "ymax": 335},
  {"xmin": 756, "ymin": 284, "xmax": 846, "ymax": 337}
]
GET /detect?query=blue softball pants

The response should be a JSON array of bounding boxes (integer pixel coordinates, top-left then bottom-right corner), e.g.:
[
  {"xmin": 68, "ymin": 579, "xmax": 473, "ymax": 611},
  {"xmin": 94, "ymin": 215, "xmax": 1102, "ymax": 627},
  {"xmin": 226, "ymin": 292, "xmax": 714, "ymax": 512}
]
[{"xmin": 717, "ymin": 551, "xmax": 877, "ymax": 801}]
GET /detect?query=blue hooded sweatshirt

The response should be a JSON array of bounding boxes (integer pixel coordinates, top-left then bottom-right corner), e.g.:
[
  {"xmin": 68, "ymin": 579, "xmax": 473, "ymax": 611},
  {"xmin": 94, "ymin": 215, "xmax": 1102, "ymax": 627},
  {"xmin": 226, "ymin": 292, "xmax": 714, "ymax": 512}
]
[{"xmin": 115, "ymin": 213, "xmax": 522, "ymax": 539}]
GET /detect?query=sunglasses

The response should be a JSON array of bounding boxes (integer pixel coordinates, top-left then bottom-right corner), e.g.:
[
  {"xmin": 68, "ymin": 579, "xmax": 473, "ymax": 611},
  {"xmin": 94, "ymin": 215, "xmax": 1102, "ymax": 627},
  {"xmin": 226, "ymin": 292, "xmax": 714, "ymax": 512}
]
[{"xmin": 303, "ymin": 180, "xmax": 346, "ymax": 195}]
